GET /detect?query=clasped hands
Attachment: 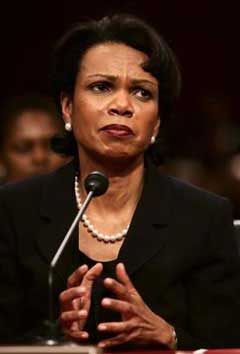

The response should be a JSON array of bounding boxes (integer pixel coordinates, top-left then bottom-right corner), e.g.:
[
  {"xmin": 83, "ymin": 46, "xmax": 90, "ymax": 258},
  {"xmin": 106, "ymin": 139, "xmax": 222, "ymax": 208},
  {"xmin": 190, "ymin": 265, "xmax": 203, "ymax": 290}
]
[{"xmin": 59, "ymin": 262, "xmax": 175, "ymax": 349}]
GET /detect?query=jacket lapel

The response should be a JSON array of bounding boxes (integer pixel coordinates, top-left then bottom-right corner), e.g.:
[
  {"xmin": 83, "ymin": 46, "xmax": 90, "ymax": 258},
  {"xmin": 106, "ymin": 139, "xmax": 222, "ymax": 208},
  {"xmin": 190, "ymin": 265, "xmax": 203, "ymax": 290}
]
[
  {"xmin": 36, "ymin": 160, "xmax": 80, "ymax": 284},
  {"xmin": 119, "ymin": 162, "xmax": 173, "ymax": 276}
]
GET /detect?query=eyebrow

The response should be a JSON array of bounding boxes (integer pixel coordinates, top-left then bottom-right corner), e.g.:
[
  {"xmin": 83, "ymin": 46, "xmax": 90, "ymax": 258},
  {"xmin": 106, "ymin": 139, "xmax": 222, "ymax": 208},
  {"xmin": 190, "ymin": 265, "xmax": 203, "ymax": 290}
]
[{"xmin": 86, "ymin": 74, "xmax": 157, "ymax": 87}]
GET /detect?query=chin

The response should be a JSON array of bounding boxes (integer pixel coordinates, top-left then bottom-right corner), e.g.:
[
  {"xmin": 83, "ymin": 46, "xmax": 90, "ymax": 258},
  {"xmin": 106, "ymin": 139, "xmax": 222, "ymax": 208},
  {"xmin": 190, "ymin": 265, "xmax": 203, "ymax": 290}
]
[
  {"xmin": 86, "ymin": 145, "xmax": 143, "ymax": 165},
  {"xmin": 100, "ymin": 150, "xmax": 143, "ymax": 167},
  {"xmin": 103, "ymin": 148, "xmax": 132, "ymax": 159}
]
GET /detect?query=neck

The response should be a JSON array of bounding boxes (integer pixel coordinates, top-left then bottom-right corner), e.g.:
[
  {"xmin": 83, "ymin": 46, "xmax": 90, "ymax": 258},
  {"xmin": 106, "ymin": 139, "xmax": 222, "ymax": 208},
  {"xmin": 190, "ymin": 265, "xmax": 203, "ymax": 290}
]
[{"xmin": 77, "ymin": 153, "xmax": 145, "ymax": 213}]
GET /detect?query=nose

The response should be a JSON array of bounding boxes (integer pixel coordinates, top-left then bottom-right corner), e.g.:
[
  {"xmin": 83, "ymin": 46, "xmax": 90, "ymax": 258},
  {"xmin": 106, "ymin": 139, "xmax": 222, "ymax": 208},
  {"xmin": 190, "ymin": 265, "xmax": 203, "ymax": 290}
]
[
  {"xmin": 32, "ymin": 145, "xmax": 49, "ymax": 167},
  {"xmin": 108, "ymin": 90, "xmax": 134, "ymax": 118}
]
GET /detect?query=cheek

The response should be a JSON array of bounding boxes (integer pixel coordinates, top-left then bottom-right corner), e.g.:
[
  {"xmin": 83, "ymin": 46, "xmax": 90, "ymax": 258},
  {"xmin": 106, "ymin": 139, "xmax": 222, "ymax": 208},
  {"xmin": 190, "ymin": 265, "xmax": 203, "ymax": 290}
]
[
  {"xmin": 138, "ymin": 111, "xmax": 159, "ymax": 137},
  {"xmin": 72, "ymin": 102, "xmax": 102, "ymax": 142},
  {"xmin": 48, "ymin": 153, "xmax": 67, "ymax": 167},
  {"xmin": 5, "ymin": 147, "xmax": 31, "ymax": 165},
  {"xmin": 72, "ymin": 101, "xmax": 92, "ymax": 131},
  {"xmin": 8, "ymin": 155, "xmax": 30, "ymax": 169},
  {"xmin": 73, "ymin": 95, "xmax": 101, "ymax": 118}
]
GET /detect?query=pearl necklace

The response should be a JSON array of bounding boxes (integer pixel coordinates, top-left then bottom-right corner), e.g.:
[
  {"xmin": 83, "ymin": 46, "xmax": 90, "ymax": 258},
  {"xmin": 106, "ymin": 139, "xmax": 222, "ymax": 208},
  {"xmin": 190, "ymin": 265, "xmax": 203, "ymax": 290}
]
[{"xmin": 74, "ymin": 175, "xmax": 129, "ymax": 243}]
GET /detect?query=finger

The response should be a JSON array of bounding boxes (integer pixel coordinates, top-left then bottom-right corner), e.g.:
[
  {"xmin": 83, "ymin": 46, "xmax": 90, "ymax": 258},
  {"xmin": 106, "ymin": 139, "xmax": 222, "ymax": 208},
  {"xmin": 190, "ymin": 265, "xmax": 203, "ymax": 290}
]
[
  {"xmin": 75, "ymin": 263, "xmax": 102, "ymax": 314},
  {"xmin": 101, "ymin": 297, "xmax": 132, "ymax": 314},
  {"xmin": 69, "ymin": 321, "xmax": 80, "ymax": 332},
  {"xmin": 60, "ymin": 309, "xmax": 88, "ymax": 324},
  {"xmin": 65, "ymin": 330, "xmax": 89, "ymax": 341},
  {"xmin": 61, "ymin": 319, "xmax": 79, "ymax": 332},
  {"xmin": 116, "ymin": 263, "xmax": 142, "ymax": 303},
  {"xmin": 72, "ymin": 296, "xmax": 85, "ymax": 310},
  {"xmin": 98, "ymin": 333, "xmax": 126, "ymax": 348},
  {"xmin": 60, "ymin": 265, "xmax": 103, "ymax": 336},
  {"xmin": 81, "ymin": 263, "xmax": 103, "ymax": 288},
  {"xmin": 98, "ymin": 332, "xmax": 136, "ymax": 348},
  {"xmin": 79, "ymin": 263, "xmax": 103, "ymax": 310},
  {"xmin": 67, "ymin": 264, "xmax": 88, "ymax": 288},
  {"xmin": 116, "ymin": 263, "xmax": 135, "ymax": 289},
  {"xmin": 103, "ymin": 277, "xmax": 129, "ymax": 300},
  {"xmin": 98, "ymin": 319, "xmax": 134, "ymax": 333},
  {"xmin": 60, "ymin": 308, "xmax": 89, "ymax": 333},
  {"xmin": 59, "ymin": 286, "xmax": 86, "ymax": 308}
]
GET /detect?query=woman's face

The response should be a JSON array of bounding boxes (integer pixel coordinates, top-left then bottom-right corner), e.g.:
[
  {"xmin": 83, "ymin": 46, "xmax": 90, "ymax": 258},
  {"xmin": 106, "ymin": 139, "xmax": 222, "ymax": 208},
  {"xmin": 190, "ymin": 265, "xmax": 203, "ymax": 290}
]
[
  {"xmin": 61, "ymin": 42, "xmax": 160, "ymax": 164},
  {"xmin": 0, "ymin": 110, "xmax": 68, "ymax": 182}
]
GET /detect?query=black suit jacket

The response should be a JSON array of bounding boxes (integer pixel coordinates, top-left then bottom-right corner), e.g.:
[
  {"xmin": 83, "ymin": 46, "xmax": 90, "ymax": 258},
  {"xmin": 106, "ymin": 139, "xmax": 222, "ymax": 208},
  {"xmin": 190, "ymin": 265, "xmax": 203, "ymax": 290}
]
[{"xmin": 0, "ymin": 160, "xmax": 239, "ymax": 349}]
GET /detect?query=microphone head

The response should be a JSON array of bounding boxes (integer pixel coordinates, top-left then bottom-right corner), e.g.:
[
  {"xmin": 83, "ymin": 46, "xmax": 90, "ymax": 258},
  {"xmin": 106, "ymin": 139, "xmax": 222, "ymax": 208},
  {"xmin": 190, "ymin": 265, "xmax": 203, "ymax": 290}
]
[{"xmin": 84, "ymin": 171, "xmax": 109, "ymax": 197}]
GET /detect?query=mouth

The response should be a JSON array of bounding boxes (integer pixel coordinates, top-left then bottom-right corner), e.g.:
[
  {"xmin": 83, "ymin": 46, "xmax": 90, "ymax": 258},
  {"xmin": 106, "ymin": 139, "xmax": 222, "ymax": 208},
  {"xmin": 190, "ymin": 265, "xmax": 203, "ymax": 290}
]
[{"xmin": 100, "ymin": 124, "xmax": 134, "ymax": 137}]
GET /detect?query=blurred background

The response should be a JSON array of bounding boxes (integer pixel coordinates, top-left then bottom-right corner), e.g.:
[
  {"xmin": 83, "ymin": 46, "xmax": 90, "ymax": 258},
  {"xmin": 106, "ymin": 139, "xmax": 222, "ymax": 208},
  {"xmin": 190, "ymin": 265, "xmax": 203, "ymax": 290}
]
[{"xmin": 0, "ymin": 0, "xmax": 240, "ymax": 216}]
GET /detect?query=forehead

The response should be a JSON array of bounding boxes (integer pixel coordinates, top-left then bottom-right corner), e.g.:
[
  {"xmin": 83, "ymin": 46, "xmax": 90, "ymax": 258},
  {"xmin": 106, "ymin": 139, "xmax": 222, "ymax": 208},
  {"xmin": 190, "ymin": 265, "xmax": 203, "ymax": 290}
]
[
  {"xmin": 79, "ymin": 42, "xmax": 156, "ymax": 82},
  {"xmin": 8, "ymin": 110, "xmax": 60, "ymax": 139}
]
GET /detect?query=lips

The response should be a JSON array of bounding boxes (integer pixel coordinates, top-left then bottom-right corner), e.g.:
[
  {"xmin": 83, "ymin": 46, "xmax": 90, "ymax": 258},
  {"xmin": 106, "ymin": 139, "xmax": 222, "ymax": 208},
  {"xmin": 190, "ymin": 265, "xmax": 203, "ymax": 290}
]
[{"xmin": 100, "ymin": 124, "xmax": 134, "ymax": 136}]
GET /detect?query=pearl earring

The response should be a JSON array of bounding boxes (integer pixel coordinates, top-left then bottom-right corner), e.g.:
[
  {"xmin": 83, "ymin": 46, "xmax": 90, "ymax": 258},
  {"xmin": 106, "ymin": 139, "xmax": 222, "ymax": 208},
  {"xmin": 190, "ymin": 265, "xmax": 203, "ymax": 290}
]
[
  {"xmin": 65, "ymin": 122, "xmax": 72, "ymax": 132},
  {"xmin": 150, "ymin": 136, "xmax": 156, "ymax": 144}
]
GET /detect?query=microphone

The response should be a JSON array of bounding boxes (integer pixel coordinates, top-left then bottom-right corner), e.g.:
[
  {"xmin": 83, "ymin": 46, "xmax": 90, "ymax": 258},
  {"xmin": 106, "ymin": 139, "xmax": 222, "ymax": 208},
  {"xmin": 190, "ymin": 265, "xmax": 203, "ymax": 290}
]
[
  {"xmin": 36, "ymin": 171, "xmax": 109, "ymax": 345},
  {"xmin": 85, "ymin": 171, "xmax": 109, "ymax": 196}
]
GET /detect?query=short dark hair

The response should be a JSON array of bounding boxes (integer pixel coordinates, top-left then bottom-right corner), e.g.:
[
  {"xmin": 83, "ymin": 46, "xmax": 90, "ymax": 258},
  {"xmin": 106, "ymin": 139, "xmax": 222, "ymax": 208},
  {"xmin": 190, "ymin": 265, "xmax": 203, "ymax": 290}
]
[
  {"xmin": 51, "ymin": 14, "xmax": 181, "ymax": 164},
  {"xmin": 0, "ymin": 93, "xmax": 61, "ymax": 148}
]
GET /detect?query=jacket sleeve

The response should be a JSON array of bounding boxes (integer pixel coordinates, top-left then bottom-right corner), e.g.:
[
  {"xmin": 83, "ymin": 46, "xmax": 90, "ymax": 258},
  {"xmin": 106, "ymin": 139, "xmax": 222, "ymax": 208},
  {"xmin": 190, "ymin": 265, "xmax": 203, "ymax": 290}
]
[
  {"xmin": 0, "ymin": 188, "xmax": 26, "ymax": 343},
  {"xmin": 176, "ymin": 198, "xmax": 240, "ymax": 349}
]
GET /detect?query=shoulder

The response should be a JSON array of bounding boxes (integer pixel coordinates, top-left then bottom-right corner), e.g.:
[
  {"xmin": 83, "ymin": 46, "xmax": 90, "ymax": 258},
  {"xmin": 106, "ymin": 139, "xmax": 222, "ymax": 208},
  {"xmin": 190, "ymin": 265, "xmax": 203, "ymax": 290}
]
[
  {"xmin": 157, "ymin": 173, "xmax": 236, "ymax": 257},
  {"xmin": 168, "ymin": 175, "xmax": 232, "ymax": 224},
  {"xmin": 0, "ymin": 175, "xmax": 46, "ymax": 212},
  {"xmin": 151, "ymin": 165, "xmax": 233, "ymax": 222},
  {"xmin": 144, "ymin": 162, "xmax": 233, "ymax": 234},
  {"xmin": 168, "ymin": 174, "xmax": 230, "ymax": 209},
  {"xmin": 163, "ymin": 175, "xmax": 233, "ymax": 234},
  {"xmin": 0, "ymin": 160, "xmax": 75, "ymax": 208},
  {"xmin": 147, "ymin": 161, "xmax": 231, "ymax": 211}
]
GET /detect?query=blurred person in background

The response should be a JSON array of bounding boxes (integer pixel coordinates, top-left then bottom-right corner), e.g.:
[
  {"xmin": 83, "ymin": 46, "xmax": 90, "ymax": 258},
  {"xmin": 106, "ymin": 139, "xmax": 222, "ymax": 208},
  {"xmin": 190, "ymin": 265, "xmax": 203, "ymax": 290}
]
[
  {"xmin": 163, "ymin": 94, "xmax": 240, "ymax": 217},
  {"xmin": 0, "ymin": 93, "xmax": 70, "ymax": 183}
]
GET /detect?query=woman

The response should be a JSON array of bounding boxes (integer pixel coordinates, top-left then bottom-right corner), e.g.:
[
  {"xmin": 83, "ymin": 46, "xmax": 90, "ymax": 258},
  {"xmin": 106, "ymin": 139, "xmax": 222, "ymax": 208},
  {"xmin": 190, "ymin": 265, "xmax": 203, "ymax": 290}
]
[
  {"xmin": 0, "ymin": 14, "xmax": 239, "ymax": 350},
  {"xmin": 0, "ymin": 93, "xmax": 69, "ymax": 183}
]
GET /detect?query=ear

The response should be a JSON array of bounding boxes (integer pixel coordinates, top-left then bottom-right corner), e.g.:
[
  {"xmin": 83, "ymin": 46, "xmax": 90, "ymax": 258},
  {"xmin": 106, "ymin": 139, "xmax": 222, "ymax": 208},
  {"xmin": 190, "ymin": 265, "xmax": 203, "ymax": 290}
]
[
  {"xmin": 153, "ymin": 116, "xmax": 161, "ymax": 138},
  {"xmin": 60, "ymin": 92, "xmax": 73, "ymax": 124}
]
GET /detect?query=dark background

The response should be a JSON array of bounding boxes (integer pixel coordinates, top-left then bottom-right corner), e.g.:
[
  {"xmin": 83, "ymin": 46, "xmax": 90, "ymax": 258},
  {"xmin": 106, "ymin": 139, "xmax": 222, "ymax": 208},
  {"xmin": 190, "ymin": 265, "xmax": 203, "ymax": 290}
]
[
  {"xmin": 1, "ymin": 0, "xmax": 240, "ymax": 213},
  {"xmin": 1, "ymin": 1, "xmax": 238, "ymax": 109}
]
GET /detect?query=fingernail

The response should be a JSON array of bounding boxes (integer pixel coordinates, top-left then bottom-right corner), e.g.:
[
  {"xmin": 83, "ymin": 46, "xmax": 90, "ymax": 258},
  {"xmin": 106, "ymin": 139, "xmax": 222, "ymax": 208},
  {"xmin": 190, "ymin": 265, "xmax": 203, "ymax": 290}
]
[
  {"xmin": 80, "ymin": 264, "xmax": 88, "ymax": 271},
  {"xmin": 102, "ymin": 298, "xmax": 111, "ymax": 306},
  {"xmin": 78, "ymin": 287, "xmax": 85, "ymax": 294},
  {"xmin": 98, "ymin": 342, "xmax": 106, "ymax": 348},
  {"xmin": 81, "ymin": 332, "xmax": 88, "ymax": 338},
  {"xmin": 104, "ymin": 278, "xmax": 113, "ymax": 285},
  {"xmin": 79, "ymin": 309, "xmax": 87, "ymax": 317},
  {"xmin": 98, "ymin": 324, "xmax": 106, "ymax": 330}
]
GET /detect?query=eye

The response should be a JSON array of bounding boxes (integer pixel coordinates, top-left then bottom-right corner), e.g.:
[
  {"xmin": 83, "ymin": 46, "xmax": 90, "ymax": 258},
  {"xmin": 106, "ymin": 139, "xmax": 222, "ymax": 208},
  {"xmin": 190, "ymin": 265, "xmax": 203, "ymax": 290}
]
[
  {"xmin": 133, "ymin": 87, "xmax": 153, "ymax": 101},
  {"xmin": 13, "ymin": 142, "xmax": 33, "ymax": 154},
  {"xmin": 88, "ymin": 81, "xmax": 112, "ymax": 93}
]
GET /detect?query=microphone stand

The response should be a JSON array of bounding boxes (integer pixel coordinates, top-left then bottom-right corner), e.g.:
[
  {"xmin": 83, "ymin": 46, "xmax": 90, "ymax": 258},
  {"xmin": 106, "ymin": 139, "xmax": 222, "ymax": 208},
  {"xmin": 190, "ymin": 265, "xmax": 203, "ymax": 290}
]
[{"xmin": 36, "ymin": 190, "xmax": 94, "ymax": 346}]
